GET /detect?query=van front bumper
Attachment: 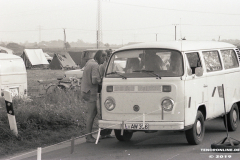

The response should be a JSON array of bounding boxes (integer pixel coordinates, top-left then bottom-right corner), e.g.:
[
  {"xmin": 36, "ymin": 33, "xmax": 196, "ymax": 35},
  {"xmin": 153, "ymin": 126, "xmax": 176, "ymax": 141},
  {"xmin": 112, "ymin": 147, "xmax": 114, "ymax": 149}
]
[{"xmin": 98, "ymin": 120, "xmax": 184, "ymax": 130}]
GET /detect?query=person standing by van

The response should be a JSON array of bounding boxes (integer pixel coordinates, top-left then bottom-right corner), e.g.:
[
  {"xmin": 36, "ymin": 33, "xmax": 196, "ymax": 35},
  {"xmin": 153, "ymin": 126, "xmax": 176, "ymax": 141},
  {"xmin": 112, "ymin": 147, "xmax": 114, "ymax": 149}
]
[
  {"xmin": 98, "ymin": 49, "xmax": 114, "ymax": 139},
  {"xmin": 81, "ymin": 50, "xmax": 106, "ymax": 143}
]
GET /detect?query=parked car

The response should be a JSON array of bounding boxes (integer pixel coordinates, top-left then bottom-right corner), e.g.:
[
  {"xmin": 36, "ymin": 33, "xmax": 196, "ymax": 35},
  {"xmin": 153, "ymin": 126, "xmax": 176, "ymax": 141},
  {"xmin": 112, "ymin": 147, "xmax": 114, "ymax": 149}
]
[
  {"xmin": 64, "ymin": 68, "xmax": 84, "ymax": 79},
  {"xmin": 44, "ymin": 52, "xmax": 53, "ymax": 63}
]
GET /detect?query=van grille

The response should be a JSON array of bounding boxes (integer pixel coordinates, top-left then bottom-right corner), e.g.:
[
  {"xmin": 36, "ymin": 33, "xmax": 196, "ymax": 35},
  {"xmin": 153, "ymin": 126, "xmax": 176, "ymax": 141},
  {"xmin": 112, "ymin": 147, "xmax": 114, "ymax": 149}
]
[
  {"xmin": 113, "ymin": 85, "xmax": 162, "ymax": 92},
  {"xmin": 114, "ymin": 85, "xmax": 135, "ymax": 91},
  {"xmin": 235, "ymin": 48, "xmax": 240, "ymax": 62}
]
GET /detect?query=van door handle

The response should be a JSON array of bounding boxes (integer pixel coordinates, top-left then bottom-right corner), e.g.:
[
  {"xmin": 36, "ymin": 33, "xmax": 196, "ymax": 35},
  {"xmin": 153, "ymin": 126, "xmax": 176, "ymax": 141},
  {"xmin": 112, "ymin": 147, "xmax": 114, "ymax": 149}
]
[{"xmin": 203, "ymin": 84, "xmax": 208, "ymax": 87}]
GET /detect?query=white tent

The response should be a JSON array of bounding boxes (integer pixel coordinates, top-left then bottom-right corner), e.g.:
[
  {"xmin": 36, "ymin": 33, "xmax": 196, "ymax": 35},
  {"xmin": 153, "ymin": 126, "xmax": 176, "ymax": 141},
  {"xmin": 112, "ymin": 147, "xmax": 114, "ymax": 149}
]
[
  {"xmin": 0, "ymin": 46, "xmax": 13, "ymax": 54},
  {"xmin": 21, "ymin": 49, "xmax": 49, "ymax": 68}
]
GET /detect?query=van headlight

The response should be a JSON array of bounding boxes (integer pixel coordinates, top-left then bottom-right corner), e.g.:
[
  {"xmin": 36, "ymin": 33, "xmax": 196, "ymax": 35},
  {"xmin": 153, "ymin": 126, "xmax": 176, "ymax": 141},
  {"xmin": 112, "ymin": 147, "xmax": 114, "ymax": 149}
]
[
  {"xmin": 161, "ymin": 98, "xmax": 174, "ymax": 111},
  {"xmin": 104, "ymin": 97, "xmax": 115, "ymax": 111}
]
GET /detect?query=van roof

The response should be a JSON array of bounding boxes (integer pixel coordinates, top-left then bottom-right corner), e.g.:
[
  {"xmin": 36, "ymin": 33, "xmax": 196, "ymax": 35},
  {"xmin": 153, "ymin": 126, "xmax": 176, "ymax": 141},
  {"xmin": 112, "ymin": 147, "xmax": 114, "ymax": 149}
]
[
  {"xmin": 0, "ymin": 54, "xmax": 21, "ymax": 60},
  {"xmin": 117, "ymin": 41, "xmax": 236, "ymax": 52}
]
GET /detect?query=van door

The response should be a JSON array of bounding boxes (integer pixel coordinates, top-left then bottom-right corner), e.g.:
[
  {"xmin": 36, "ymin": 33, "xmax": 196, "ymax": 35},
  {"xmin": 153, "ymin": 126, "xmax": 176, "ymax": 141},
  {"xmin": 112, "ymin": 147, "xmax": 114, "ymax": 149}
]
[
  {"xmin": 202, "ymin": 50, "xmax": 225, "ymax": 118},
  {"xmin": 185, "ymin": 52, "xmax": 208, "ymax": 126}
]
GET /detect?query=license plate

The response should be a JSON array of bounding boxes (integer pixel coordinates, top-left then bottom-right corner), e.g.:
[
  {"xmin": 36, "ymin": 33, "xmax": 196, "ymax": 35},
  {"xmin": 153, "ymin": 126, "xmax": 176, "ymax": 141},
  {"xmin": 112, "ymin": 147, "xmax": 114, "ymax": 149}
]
[
  {"xmin": 9, "ymin": 88, "xmax": 19, "ymax": 97},
  {"xmin": 125, "ymin": 123, "xmax": 149, "ymax": 130}
]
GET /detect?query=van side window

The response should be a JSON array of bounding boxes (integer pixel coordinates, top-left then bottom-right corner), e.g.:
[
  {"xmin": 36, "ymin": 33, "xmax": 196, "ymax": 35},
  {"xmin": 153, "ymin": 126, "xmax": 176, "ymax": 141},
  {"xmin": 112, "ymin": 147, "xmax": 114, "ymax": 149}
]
[
  {"xmin": 186, "ymin": 52, "xmax": 202, "ymax": 74},
  {"xmin": 220, "ymin": 49, "xmax": 239, "ymax": 69},
  {"xmin": 202, "ymin": 50, "xmax": 222, "ymax": 72}
]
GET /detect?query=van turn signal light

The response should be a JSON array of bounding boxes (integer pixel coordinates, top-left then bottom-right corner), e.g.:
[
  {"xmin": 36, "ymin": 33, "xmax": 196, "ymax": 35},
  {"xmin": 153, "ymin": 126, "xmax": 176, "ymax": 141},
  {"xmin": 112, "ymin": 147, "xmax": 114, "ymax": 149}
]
[
  {"xmin": 107, "ymin": 86, "xmax": 113, "ymax": 92},
  {"xmin": 163, "ymin": 85, "xmax": 171, "ymax": 92}
]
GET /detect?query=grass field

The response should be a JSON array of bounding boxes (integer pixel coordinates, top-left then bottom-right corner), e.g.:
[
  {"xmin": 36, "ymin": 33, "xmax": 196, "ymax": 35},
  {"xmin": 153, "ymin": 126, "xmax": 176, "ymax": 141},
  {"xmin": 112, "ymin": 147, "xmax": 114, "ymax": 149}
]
[
  {"xmin": 0, "ymin": 69, "xmax": 100, "ymax": 157},
  {"xmin": 27, "ymin": 69, "xmax": 65, "ymax": 96}
]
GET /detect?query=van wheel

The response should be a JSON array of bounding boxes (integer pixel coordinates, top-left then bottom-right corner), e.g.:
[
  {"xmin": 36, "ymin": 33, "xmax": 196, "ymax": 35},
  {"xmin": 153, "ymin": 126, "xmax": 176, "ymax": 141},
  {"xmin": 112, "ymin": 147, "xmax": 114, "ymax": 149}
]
[
  {"xmin": 185, "ymin": 111, "xmax": 205, "ymax": 145},
  {"xmin": 114, "ymin": 129, "xmax": 133, "ymax": 141},
  {"xmin": 223, "ymin": 104, "xmax": 239, "ymax": 131}
]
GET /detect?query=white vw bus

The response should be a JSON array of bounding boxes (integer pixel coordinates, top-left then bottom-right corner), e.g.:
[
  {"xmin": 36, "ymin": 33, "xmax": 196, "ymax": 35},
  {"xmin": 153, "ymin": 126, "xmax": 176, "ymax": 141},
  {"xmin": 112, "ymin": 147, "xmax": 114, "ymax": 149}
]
[{"xmin": 98, "ymin": 41, "xmax": 240, "ymax": 145}]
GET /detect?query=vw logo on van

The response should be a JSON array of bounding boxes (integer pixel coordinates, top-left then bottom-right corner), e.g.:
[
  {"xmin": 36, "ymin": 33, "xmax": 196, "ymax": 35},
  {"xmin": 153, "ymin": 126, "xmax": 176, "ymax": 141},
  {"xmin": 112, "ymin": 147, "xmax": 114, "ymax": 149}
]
[{"xmin": 133, "ymin": 105, "xmax": 140, "ymax": 112}]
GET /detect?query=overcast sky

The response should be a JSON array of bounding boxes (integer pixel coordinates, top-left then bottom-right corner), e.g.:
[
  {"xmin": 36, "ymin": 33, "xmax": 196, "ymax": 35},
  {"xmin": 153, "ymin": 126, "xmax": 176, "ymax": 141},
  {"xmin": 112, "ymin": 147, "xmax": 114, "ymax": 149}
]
[{"xmin": 1, "ymin": 0, "xmax": 240, "ymax": 45}]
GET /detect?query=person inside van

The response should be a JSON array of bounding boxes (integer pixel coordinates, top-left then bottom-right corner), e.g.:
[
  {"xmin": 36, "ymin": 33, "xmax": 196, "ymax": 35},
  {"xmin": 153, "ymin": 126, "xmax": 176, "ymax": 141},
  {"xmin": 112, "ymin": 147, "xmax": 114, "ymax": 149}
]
[
  {"xmin": 125, "ymin": 58, "xmax": 140, "ymax": 73},
  {"xmin": 169, "ymin": 52, "xmax": 183, "ymax": 75},
  {"xmin": 143, "ymin": 50, "xmax": 164, "ymax": 71}
]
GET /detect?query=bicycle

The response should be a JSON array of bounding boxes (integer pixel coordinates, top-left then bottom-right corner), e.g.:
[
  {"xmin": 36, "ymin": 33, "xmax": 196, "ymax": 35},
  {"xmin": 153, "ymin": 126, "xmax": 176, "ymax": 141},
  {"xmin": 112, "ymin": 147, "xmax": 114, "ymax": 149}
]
[{"xmin": 37, "ymin": 77, "xmax": 81, "ymax": 95}]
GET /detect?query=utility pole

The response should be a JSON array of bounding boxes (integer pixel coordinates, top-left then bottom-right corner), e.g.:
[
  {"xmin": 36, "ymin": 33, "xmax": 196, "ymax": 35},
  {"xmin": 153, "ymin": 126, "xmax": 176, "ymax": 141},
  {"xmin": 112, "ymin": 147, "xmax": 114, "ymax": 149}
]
[
  {"xmin": 96, "ymin": 0, "xmax": 102, "ymax": 49},
  {"xmin": 175, "ymin": 25, "xmax": 176, "ymax": 40},
  {"xmin": 173, "ymin": 24, "xmax": 178, "ymax": 41},
  {"xmin": 156, "ymin": 33, "xmax": 158, "ymax": 41},
  {"xmin": 38, "ymin": 25, "xmax": 41, "ymax": 44},
  {"xmin": 63, "ymin": 28, "xmax": 67, "ymax": 49},
  {"xmin": 97, "ymin": 30, "xmax": 99, "ymax": 48}
]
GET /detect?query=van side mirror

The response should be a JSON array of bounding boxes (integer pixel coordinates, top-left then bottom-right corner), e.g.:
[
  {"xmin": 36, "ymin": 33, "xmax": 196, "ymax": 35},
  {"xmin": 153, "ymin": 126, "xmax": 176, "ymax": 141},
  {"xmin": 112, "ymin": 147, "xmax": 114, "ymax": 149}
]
[{"xmin": 195, "ymin": 67, "xmax": 203, "ymax": 77}]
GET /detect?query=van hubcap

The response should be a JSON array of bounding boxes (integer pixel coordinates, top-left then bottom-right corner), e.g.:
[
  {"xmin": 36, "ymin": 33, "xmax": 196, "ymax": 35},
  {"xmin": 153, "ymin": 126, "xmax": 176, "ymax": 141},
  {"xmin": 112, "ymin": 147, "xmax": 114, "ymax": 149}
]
[
  {"xmin": 233, "ymin": 110, "xmax": 237, "ymax": 124},
  {"xmin": 196, "ymin": 120, "xmax": 202, "ymax": 135}
]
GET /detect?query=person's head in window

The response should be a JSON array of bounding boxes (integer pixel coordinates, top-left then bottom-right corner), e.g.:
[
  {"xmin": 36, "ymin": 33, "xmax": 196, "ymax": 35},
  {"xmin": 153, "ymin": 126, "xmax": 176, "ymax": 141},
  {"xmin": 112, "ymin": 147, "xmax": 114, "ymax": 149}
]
[
  {"xmin": 126, "ymin": 58, "xmax": 140, "ymax": 73},
  {"xmin": 144, "ymin": 50, "xmax": 163, "ymax": 71}
]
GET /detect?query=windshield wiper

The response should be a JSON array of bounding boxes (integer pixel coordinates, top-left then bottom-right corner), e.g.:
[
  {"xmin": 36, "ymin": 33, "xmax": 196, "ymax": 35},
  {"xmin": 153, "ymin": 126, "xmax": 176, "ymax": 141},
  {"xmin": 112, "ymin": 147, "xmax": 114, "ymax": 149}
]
[
  {"xmin": 133, "ymin": 70, "xmax": 161, "ymax": 79},
  {"xmin": 106, "ymin": 72, "xmax": 127, "ymax": 79}
]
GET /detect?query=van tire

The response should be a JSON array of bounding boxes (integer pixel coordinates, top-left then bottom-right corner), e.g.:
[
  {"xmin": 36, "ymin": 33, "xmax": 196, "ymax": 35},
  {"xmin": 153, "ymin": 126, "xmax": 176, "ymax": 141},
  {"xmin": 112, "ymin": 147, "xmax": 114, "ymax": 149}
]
[
  {"xmin": 223, "ymin": 104, "xmax": 239, "ymax": 131},
  {"xmin": 185, "ymin": 111, "xmax": 205, "ymax": 145},
  {"xmin": 114, "ymin": 129, "xmax": 133, "ymax": 141}
]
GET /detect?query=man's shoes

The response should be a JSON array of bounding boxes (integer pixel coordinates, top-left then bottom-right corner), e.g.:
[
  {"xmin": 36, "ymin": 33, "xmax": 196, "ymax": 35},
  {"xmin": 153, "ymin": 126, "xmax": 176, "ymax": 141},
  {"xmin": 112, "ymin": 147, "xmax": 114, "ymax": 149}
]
[
  {"xmin": 86, "ymin": 137, "xmax": 96, "ymax": 143},
  {"xmin": 100, "ymin": 135, "xmax": 115, "ymax": 139}
]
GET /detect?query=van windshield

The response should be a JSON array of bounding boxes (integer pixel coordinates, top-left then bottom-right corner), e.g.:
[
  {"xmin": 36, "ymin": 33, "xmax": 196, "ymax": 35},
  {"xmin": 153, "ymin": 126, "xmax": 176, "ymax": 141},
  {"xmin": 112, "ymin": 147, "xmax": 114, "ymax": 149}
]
[{"xmin": 106, "ymin": 49, "xmax": 183, "ymax": 78}]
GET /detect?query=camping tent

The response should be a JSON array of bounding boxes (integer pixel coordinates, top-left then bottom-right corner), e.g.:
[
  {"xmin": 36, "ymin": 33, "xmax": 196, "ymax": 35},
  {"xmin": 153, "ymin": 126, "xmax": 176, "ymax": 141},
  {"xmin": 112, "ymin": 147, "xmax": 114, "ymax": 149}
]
[
  {"xmin": 49, "ymin": 51, "xmax": 77, "ymax": 70},
  {"xmin": 68, "ymin": 51, "xmax": 82, "ymax": 66},
  {"xmin": 21, "ymin": 49, "xmax": 49, "ymax": 68},
  {"xmin": 0, "ymin": 46, "xmax": 13, "ymax": 54}
]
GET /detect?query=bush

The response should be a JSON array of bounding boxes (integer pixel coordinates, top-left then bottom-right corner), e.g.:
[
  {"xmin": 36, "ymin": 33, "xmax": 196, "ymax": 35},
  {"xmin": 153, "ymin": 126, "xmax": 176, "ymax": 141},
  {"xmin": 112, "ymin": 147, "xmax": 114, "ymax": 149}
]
[{"xmin": 0, "ymin": 89, "xmax": 99, "ymax": 156}]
